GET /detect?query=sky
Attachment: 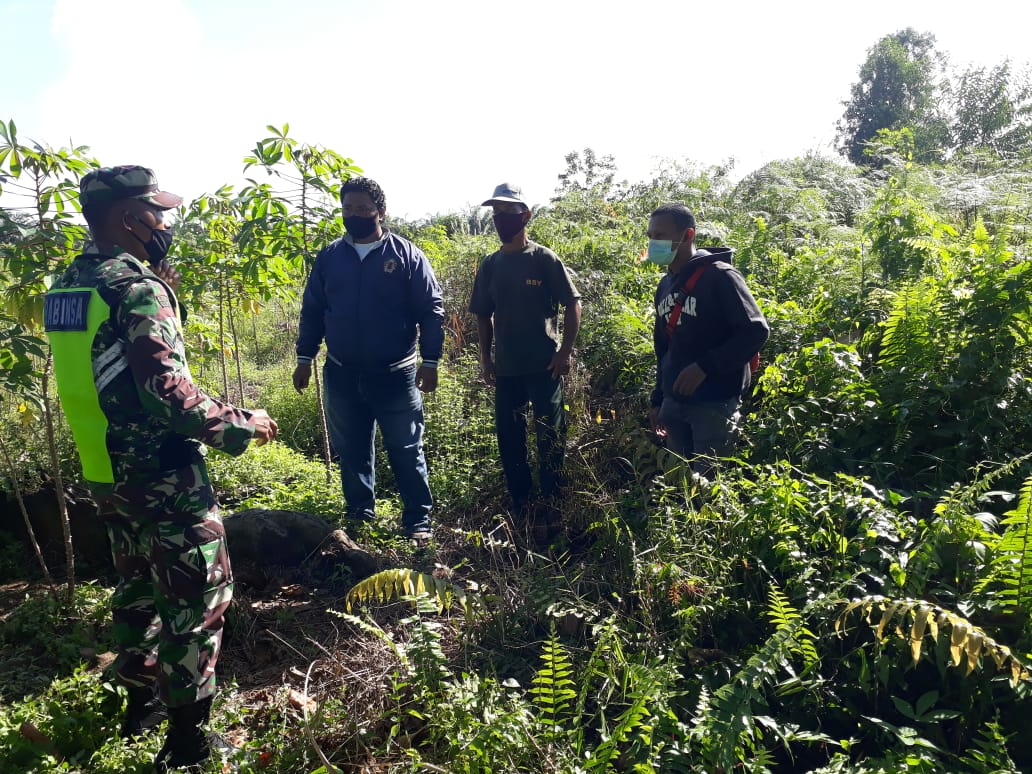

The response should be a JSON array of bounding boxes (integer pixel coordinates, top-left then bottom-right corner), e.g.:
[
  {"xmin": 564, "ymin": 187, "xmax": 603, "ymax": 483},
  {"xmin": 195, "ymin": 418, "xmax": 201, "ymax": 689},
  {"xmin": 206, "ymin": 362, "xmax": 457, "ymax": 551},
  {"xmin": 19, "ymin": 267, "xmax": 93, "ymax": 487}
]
[{"xmin": 2, "ymin": 0, "xmax": 1030, "ymax": 221}]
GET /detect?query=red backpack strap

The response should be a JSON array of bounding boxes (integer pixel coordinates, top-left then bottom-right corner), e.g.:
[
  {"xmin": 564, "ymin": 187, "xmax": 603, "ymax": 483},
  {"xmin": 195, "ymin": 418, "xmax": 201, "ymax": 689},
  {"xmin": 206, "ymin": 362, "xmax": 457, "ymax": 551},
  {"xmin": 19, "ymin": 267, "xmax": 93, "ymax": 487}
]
[{"xmin": 665, "ymin": 264, "xmax": 709, "ymax": 338}]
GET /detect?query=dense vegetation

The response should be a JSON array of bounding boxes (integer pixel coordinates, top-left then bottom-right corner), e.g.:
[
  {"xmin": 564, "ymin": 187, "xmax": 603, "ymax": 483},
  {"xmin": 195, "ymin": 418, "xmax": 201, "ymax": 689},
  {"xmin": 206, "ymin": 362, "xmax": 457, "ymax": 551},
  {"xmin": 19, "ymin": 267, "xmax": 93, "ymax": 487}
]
[{"xmin": 2, "ymin": 30, "xmax": 1032, "ymax": 774}]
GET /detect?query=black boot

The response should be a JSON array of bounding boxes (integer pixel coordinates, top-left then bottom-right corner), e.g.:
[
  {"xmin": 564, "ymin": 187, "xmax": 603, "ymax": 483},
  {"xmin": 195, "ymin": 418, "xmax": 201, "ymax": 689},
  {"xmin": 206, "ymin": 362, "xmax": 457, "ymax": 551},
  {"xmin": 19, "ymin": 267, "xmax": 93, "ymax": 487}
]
[
  {"xmin": 154, "ymin": 696, "xmax": 237, "ymax": 772},
  {"xmin": 120, "ymin": 684, "xmax": 167, "ymax": 738}
]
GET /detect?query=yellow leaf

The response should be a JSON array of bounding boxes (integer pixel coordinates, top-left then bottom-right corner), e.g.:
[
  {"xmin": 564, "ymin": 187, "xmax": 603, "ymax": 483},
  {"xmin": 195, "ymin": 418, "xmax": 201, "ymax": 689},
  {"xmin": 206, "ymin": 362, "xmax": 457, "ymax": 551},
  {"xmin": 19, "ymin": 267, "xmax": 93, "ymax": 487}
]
[
  {"xmin": 909, "ymin": 606, "xmax": 931, "ymax": 664},
  {"xmin": 929, "ymin": 611, "xmax": 945, "ymax": 643},
  {"xmin": 950, "ymin": 620, "xmax": 969, "ymax": 669},
  {"xmin": 964, "ymin": 630, "xmax": 984, "ymax": 676},
  {"xmin": 876, "ymin": 603, "xmax": 900, "ymax": 641},
  {"xmin": 862, "ymin": 598, "xmax": 881, "ymax": 626},
  {"xmin": 989, "ymin": 645, "xmax": 1007, "ymax": 670},
  {"xmin": 18, "ymin": 404, "xmax": 37, "ymax": 428}
]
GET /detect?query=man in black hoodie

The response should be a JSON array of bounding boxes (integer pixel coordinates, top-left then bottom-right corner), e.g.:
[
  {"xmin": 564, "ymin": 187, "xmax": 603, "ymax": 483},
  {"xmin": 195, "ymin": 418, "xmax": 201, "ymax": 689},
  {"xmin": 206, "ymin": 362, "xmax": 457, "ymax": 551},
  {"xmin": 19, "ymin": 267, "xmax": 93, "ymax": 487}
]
[{"xmin": 646, "ymin": 203, "xmax": 768, "ymax": 475}]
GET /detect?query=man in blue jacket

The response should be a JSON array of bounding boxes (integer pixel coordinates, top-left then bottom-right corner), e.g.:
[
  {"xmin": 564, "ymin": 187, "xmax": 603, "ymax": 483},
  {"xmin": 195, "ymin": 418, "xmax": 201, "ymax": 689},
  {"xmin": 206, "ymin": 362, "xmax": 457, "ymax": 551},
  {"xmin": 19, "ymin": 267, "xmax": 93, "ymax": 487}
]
[
  {"xmin": 293, "ymin": 177, "xmax": 444, "ymax": 544},
  {"xmin": 647, "ymin": 203, "xmax": 768, "ymax": 476}
]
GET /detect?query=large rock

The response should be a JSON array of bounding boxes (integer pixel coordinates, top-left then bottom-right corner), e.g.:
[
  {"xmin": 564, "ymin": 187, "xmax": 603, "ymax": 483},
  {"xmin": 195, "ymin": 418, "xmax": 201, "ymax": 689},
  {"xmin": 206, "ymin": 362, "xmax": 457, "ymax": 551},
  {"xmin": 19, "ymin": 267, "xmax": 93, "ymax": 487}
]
[
  {"xmin": 223, "ymin": 508, "xmax": 377, "ymax": 579},
  {"xmin": 0, "ymin": 486, "xmax": 109, "ymax": 572},
  {"xmin": 0, "ymin": 496, "xmax": 378, "ymax": 583}
]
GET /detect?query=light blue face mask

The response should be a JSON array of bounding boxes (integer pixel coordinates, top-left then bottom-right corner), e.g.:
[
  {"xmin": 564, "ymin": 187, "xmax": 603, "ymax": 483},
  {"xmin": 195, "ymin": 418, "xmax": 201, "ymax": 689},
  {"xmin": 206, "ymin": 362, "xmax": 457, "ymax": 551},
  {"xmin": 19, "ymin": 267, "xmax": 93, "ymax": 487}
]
[{"xmin": 646, "ymin": 239, "xmax": 679, "ymax": 266}]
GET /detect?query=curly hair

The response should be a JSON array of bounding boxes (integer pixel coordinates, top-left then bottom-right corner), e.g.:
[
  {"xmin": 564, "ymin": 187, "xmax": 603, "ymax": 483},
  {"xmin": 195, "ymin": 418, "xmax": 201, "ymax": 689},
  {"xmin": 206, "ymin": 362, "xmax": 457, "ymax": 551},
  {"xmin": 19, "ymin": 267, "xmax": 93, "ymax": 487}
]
[{"xmin": 340, "ymin": 177, "xmax": 386, "ymax": 211}]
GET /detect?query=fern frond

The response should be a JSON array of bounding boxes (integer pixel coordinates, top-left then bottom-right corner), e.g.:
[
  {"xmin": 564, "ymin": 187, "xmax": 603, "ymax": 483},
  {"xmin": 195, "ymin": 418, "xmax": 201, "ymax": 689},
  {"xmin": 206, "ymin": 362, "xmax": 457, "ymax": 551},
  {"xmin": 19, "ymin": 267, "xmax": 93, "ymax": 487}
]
[
  {"xmin": 530, "ymin": 626, "xmax": 576, "ymax": 737},
  {"xmin": 878, "ymin": 281, "xmax": 934, "ymax": 370},
  {"xmin": 585, "ymin": 683, "xmax": 654, "ymax": 770},
  {"xmin": 345, "ymin": 568, "xmax": 475, "ymax": 617},
  {"xmin": 835, "ymin": 596, "xmax": 1031, "ymax": 685},
  {"xmin": 331, "ymin": 610, "xmax": 407, "ymax": 667},
  {"xmin": 584, "ymin": 661, "xmax": 668, "ymax": 771},
  {"xmin": 573, "ymin": 616, "xmax": 623, "ymax": 756},
  {"xmin": 906, "ymin": 454, "xmax": 1032, "ymax": 597},
  {"xmin": 933, "ymin": 454, "xmax": 1032, "ymax": 520},
  {"xmin": 691, "ymin": 596, "xmax": 830, "ymax": 769},
  {"xmin": 976, "ymin": 471, "xmax": 1032, "ymax": 619},
  {"xmin": 767, "ymin": 585, "xmax": 819, "ymax": 670},
  {"xmin": 957, "ymin": 714, "xmax": 1020, "ymax": 774}
]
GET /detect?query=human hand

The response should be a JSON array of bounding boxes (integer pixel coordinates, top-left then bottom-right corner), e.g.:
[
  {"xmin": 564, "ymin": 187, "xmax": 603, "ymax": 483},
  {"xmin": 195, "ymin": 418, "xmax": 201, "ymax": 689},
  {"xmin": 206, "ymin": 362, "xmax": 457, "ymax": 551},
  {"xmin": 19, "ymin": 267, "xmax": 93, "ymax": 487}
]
[
  {"xmin": 154, "ymin": 260, "xmax": 181, "ymax": 293},
  {"xmin": 416, "ymin": 365, "xmax": 438, "ymax": 393},
  {"xmin": 480, "ymin": 359, "xmax": 496, "ymax": 387},
  {"xmin": 548, "ymin": 350, "xmax": 572, "ymax": 379},
  {"xmin": 648, "ymin": 406, "xmax": 667, "ymax": 437},
  {"xmin": 292, "ymin": 363, "xmax": 312, "ymax": 393},
  {"xmin": 672, "ymin": 363, "xmax": 706, "ymax": 397},
  {"xmin": 251, "ymin": 409, "xmax": 278, "ymax": 446}
]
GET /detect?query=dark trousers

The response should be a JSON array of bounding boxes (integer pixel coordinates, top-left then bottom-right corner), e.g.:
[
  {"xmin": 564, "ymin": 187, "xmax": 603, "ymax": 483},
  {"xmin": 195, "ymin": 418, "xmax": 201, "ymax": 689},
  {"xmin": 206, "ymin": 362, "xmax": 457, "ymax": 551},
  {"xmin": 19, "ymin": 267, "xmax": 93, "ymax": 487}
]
[
  {"xmin": 658, "ymin": 396, "xmax": 741, "ymax": 478},
  {"xmin": 494, "ymin": 370, "xmax": 566, "ymax": 508}
]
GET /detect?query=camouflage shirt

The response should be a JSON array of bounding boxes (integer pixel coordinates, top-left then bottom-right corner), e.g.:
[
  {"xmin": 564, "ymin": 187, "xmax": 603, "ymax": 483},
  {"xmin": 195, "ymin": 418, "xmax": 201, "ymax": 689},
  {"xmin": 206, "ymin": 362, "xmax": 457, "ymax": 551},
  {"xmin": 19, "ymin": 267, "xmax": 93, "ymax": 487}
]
[{"xmin": 48, "ymin": 244, "xmax": 257, "ymax": 483}]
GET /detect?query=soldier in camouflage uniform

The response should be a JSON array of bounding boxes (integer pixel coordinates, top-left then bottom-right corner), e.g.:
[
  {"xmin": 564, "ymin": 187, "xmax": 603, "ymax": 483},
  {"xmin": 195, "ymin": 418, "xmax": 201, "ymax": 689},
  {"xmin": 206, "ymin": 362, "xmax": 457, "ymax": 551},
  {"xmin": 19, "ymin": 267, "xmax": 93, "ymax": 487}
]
[{"xmin": 44, "ymin": 166, "xmax": 278, "ymax": 772}]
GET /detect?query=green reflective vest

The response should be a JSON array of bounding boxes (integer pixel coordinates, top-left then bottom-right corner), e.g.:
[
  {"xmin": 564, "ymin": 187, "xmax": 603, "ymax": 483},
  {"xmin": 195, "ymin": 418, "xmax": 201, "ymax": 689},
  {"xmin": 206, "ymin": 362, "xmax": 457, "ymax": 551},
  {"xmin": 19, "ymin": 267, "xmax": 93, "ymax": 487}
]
[{"xmin": 44, "ymin": 287, "xmax": 118, "ymax": 484}]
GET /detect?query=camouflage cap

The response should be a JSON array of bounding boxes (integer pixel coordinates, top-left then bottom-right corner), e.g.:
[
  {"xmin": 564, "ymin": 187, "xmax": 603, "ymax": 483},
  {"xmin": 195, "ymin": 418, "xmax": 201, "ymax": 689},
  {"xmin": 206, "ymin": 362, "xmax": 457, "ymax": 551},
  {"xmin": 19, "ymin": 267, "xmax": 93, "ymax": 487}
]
[{"xmin": 79, "ymin": 165, "xmax": 182, "ymax": 212}]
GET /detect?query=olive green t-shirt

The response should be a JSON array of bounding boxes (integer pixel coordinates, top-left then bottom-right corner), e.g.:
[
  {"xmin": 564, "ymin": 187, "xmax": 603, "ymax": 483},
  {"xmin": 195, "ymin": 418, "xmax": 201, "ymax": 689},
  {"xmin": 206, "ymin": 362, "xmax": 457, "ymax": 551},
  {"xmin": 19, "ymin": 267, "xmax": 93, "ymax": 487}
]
[{"xmin": 468, "ymin": 242, "xmax": 580, "ymax": 377}]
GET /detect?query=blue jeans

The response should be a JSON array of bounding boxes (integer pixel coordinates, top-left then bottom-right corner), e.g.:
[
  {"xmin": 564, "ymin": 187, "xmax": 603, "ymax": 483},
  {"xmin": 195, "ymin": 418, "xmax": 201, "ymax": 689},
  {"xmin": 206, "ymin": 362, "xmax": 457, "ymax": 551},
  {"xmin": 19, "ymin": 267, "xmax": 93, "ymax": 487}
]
[
  {"xmin": 658, "ymin": 396, "xmax": 741, "ymax": 477},
  {"xmin": 323, "ymin": 361, "xmax": 432, "ymax": 533}
]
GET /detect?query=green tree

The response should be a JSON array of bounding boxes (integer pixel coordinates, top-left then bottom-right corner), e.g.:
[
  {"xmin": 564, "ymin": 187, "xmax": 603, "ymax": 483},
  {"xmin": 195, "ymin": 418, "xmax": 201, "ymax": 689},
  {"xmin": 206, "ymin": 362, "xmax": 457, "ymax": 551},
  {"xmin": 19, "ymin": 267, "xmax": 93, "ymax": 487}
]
[
  {"xmin": 947, "ymin": 59, "xmax": 1032, "ymax": 159},
  {"xmin": 554, "ymin": 147, "xmax": 618, "ymax": 198},
  {"xmin": 241, "ymin": 124, "xmax": 362, "ymax": 477},
  {"xmin": 836, "ymin": 28, "xmax": 946, "ymax": 166},
  {"xmin": 0, "ymin": 119, "xmax": 96, "ymax": 600}
]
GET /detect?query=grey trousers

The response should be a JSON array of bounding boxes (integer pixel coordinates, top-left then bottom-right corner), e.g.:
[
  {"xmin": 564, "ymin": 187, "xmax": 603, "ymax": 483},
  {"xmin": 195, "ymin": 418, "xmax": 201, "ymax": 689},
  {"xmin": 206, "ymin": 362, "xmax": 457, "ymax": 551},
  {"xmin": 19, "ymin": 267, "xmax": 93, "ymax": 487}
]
[{"xmin": 658, "ymin": 396, "xmax": 741, "ymax": 476}]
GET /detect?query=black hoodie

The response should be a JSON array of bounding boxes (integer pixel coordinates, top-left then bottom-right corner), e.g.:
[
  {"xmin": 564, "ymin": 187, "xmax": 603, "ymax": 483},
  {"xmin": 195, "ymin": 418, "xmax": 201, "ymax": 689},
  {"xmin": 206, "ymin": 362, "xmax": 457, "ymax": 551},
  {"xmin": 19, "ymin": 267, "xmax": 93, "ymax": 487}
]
[{"xmin": 651, "ymin": 247, "xmax": 769, "ymax": 406}]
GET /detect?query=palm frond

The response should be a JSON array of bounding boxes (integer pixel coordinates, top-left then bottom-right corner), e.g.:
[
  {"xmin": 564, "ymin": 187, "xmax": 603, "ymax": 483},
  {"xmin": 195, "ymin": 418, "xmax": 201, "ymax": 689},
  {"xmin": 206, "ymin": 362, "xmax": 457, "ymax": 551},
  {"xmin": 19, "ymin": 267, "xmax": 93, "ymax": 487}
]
[
  {"xmin": 835, "ymin": 595, "xmax": 1030, "ymax": 685},
  {"xmin": 345, "ymin": 568, "xmax": 475, "ymax": 617}
]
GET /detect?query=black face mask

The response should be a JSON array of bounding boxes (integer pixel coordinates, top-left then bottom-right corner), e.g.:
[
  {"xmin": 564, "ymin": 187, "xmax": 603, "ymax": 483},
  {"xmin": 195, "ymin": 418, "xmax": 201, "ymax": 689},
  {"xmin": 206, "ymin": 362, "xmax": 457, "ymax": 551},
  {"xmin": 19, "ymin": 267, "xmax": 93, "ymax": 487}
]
[
  {"xmin": 127, "ymin": 214, "xmax": 174, "ymax": 263},
  {"xmin": 494, "ymin": 212, "xmax": 526, "ymax": 242},
  {"xmin": 344, "ymin": 214, "xmax": 379, "ymax": 240}
]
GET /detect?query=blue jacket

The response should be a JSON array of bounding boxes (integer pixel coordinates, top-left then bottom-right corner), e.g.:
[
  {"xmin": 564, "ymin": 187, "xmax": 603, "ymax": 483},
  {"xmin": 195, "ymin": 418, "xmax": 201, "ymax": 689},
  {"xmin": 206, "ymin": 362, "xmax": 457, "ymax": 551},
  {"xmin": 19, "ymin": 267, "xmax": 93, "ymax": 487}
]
[{"xmin": 296, "ymin": 232, "xmax": 444, "ymax": 369}]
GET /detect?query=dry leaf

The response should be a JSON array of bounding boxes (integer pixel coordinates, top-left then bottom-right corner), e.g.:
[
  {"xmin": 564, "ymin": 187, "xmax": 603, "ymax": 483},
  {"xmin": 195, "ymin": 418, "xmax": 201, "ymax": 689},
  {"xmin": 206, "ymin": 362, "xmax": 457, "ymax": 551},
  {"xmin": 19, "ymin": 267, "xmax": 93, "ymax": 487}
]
[{"xmin": 288, "ymin": 688, "xmax": 318, "ymax": 715}]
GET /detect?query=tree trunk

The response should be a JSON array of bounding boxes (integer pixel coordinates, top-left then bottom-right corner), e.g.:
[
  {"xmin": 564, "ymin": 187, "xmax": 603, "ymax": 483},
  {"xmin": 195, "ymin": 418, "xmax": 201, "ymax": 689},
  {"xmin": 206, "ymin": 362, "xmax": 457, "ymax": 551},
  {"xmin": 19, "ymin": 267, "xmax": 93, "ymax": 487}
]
[
  {"xmin": 218, "ymin": 270, "xmax": 230, "ymax": 400},
  {"xmin": 41, "ymin": 360, "xmax": 75, "ymax": 602},
  {"xmin": 227, "ymin": 283, "xmax": 245, "ymax": 406},
  {"xmin": 0, "ymin": 418, "xmax": 56, "ymax": 594},
  {"xmin": 312, "ymin": 360, "xmax": 333, "ymax": 483},
  {"xmin": 249, "ymin": 299, "xmax": 260, "ymax": 363}
]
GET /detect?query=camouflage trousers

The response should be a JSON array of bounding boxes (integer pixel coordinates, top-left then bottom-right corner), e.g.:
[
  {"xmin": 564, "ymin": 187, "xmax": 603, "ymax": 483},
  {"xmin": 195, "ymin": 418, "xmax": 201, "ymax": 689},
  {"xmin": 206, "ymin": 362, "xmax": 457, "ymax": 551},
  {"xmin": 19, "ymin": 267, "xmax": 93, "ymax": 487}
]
[{"xmin": 94, "ymin": 454, "xmax": 233, "ymax": 709}]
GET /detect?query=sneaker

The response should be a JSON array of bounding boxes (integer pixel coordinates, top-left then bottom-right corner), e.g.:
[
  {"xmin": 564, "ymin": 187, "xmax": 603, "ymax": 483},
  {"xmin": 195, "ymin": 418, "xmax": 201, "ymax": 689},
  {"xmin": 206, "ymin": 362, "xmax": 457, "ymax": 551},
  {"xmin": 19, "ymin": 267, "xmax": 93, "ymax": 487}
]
[{"xmin": 406, "ymin": 529, "xmax": 433, "ymax": 548}]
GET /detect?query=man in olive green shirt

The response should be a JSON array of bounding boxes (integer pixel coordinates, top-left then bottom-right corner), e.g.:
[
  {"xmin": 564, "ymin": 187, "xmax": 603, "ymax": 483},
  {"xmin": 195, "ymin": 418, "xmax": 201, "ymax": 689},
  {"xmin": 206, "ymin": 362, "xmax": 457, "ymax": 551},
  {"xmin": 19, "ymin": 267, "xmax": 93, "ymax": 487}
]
[{"xmin": 469, "ymin": 183, "xmax": 581, "ymax": 538}]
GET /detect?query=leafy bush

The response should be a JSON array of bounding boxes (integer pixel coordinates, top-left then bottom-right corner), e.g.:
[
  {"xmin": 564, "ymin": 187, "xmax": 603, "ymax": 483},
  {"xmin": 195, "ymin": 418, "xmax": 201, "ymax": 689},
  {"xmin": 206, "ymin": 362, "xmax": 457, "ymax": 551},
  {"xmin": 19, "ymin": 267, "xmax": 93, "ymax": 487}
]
[
  {"xmin": 252, "ymin": 363, "xmax": 324, "ymax": 456},
  {"xmin": 206, "ymin": 440, "xmax": 343, "ymax": 518}
]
